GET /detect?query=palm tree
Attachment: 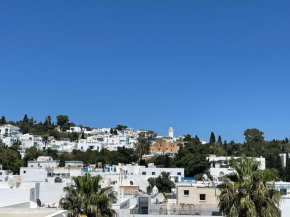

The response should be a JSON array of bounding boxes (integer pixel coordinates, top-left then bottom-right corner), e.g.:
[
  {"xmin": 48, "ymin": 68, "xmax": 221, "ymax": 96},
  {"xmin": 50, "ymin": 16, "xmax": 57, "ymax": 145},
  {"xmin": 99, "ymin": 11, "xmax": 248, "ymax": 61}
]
[
  {"xmin": 59, "ymin": 173, "xmax": 116, "ymax": 217},
  {"xmin": 218, "ymin": 157, "xmax": 281, "ymax": 217},
  {"xmin": 135, "ymin": 138, "xmax": 150, "ymax": 161}
]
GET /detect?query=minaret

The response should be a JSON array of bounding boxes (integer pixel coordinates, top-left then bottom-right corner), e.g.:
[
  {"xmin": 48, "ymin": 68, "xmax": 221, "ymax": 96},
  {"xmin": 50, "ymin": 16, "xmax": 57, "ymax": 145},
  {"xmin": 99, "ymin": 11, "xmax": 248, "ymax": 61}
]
[{"xmin": 168, "ymin": 127, "xmax": 174, "ymax": 138}]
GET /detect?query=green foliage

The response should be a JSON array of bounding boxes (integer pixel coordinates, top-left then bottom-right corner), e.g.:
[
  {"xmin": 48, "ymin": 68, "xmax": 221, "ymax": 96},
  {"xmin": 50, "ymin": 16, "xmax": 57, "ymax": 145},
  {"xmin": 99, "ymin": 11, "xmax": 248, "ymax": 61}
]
[
  {"xmin": 0, "ymin": 116, "xmax": 7, "ymax": 124},
  {"xmin": 115, "ymin": 125, "xmax": 127, "ymax": 131},
  {"xmin": 56, "ymin": 115, "xmax": 71, "ymax": 131},
  {"xmin": 59, "ymin": 173, "xmax": 116, "ymax": 217},
  {"xmin": 218, "ymin": 157, "xmax": 281, "ymax": 217},
  {"xmin": 0, "ymin": 145, "xmax": 23, "ymax": 173},
  {"xmin": 244, "ymin": 128, "xmax": 264, "ymax": 143},
  {"xmin": 147, "ymin": 172, "xmax": 175, "ymax": 194},
  {"xmin": 210, "ymin": 132, "xmax": 216, "ymax": 143},
  {"xmin": 135, "ymin": 139, "xmax": 150, "ymax": 160},
  {"xmin": 154, "ymin": 155, "xmax": 174, "ymax": 168},
  {"xmin": 286, "ymin": 154, "xmax": 290, "ymax": 182}
]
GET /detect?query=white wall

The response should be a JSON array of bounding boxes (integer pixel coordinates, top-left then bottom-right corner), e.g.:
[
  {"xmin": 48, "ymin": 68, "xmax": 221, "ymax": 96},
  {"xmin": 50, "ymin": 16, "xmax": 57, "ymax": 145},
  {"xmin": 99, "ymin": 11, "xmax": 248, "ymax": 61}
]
[
  {"xmin": 20, "ymin": 168, "xmax": 47, "ymax": 182},
  {"xmin": 0, "ymin": 188, "xmax": 33, "ymax": 207},
  {"xmin": 38, "ymin": 182, "xmax": 68, "ymax": 204}
]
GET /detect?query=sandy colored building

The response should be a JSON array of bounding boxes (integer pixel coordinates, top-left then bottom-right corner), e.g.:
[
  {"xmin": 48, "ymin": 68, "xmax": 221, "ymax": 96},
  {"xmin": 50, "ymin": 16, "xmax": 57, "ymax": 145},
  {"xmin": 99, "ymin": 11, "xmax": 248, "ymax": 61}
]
[
  {"xmin": 150, "ymin": 138, "xmax": 183, "ymax": 154},
  {"xmin": 177, "ymin": 185, "xmax": 220, "ymax": 209}
]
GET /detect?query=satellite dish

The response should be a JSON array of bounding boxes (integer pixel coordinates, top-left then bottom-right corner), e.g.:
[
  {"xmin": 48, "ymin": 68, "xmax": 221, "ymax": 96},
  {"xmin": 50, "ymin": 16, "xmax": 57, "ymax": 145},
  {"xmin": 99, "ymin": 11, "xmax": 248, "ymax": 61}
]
[
  {"xmin": 8, "ymin": 177, "xmax": 16, "ymax": 188},
  {"xmin": 202, "ymin": 174, "xmax": 208, "ymax": 182},
  {"xmin": 36, "ymin": 199, "xmax": 41, "ymax": 207},
  {"xmin": 16, "ymin": 176, "xmax": 22, "ymax": 182}
]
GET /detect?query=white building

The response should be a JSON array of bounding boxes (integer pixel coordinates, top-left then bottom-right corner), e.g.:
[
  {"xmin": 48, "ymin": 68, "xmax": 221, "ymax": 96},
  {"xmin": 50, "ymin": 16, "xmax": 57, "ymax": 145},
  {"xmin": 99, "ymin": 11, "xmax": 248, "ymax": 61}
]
[
  {"xmin": 0, "ymin": 124, "xmax": 20, "ymax": 136},
  {"xmin": 207, "ymin": 155, "xmax": 266, "ymax": 180},
  {"xmin": 1, "ymin": 136, "xmax": 18, "ymax": 147},
  {"xmin": 77, "ymin": 140, "xmax": 104, "ymax": 151},
  {"xmin": 27, "ymin": 156, "xmax": 60, "ymax": 168},
  {"xmin": 18, "ymin": 134, "xmax": 44, "ymax": 149},
  {"xmin": 66, "ymin": 126, "xmax": 85, "ymax": 133}
]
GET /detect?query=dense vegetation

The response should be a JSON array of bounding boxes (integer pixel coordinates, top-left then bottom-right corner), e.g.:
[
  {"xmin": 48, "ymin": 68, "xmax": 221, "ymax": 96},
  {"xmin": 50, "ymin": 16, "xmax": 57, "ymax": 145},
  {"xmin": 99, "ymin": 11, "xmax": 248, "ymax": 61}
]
[
  {"xmin": 218, "ymin": 157, "xmax": 281, "ymax": 217},
  {"xmin": 59, "ymin": 173, "xmax": 116, "ymax": 217},
  {"xmin": 1, "ymin": 115, "xmax": 290, "ymax": 182}
]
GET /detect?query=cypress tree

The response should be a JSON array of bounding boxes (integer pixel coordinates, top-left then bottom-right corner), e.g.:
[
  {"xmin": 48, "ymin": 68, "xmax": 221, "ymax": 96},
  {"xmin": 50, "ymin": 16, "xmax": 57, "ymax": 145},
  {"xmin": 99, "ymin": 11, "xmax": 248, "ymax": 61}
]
[
  {"xmin": 217, "ymin": 135, "xmax": 222, "ymax": 145},
  {"xmin": 23, "ymin": 114, "xmax": 29, "ymax": 124},
  {"xmin": 223, "ymin": 140, "xmax": 228, "ymax": 150},
  {"xmin": 286, "ymin": 154, "xmax": 290, "ymax": 182},
  {"xmin": 210, "ymin": 132, "xmax": 216, "ymax": 143},
  {"xmin": 286, "ymin": 137, "xmax": 289, "ymax": 144},
  {"xmin": 0, "ymin": 116, "xmax": 6, "ymax": 125},
  {"xmin": 276, "ymin": 155, "xmax": 283, "ymax": 180}
]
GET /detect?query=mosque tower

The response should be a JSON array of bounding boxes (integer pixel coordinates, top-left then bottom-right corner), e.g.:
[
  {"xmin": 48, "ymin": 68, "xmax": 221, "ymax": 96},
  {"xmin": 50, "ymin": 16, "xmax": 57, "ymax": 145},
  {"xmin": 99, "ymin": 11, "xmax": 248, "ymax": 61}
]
[{"xmin": 168, "ymin": 127, "xmax": 174, "ymax": 138}]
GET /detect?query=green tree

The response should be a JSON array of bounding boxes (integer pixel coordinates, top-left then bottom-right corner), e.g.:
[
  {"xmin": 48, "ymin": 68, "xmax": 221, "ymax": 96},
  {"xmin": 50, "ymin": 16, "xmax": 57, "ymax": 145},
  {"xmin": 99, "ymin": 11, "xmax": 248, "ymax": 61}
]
[
  {"xmin": 285, "ymin": 137, "xmax": 289, "ymax": 144},
  {"xmin": 0, "ymin": 145, "xmax": 23, "ymax": 173},
  {"xmin": 218, "ymin": 157, "xmax": 281, "ymax": 217},
  {"xmin": 135, "ymin": 139, "xmax": 150, "ymax": 160},
  {"xmin": 23, "ymin": 147, "xmax": 45, "ymax": 166},
  {"xmin": 59, "ymin": 173, "xmax": 116, "ymax": 217},
  {"xmin": 44, "ymin": 116, "xmax": 52, "ymax": 125},
  {"xmin": 0, "ymin": 116, "xmax": 7, "ymax": 125},
  {"xmin": 23, "ymin": 114, "xmax": 29, "ymax": 124},
  {"xmin": 210, "ymin": 132, "xmax": 216, "ymax": 143},
  {"xmin": 244, "ymin": 128, "xmax": 264, "ymax": 143},
  {"xmin": 56, "ymin": 115, "xmax": 69, "ymax": 130},
  {"xmin": 147, "ymin": 172, "xmax": 175, "ymax": 194},
  {"xmin": 217, "ymin": 135, "xmax": 222, "ymax": 145},
  {"xmin": 81, "ymin": 131, "xmax": 85, "ymax": 139},
  {"xmin": 286, "ymin": 154, "xmax": 290, "ymax": 182}
]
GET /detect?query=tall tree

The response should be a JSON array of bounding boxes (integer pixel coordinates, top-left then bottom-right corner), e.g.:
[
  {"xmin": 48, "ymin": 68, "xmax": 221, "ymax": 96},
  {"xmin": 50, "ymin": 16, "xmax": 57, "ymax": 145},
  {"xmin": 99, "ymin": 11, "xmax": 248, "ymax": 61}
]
[
  {"xmin": 44, "ymin": 116, "xmax": 51, "ymax": 125},
  {"xmin": 59, "ymin": 173, "xmax": 116, "ymax": 217},
  {"xmin": 0, "ymin": 116, "xmax": 6, "ymax": 125},
  {"xmin": 244, "ymin": 128, "xmax": 264, "ymax": 143},
  {"xmin": 218, "ymin": 157, "xmax": 281, "ymax": 217},
  {"xmin": 286, "ymin": 154, "xmax": 290, "ymax": 182},
  {"xmin": 23, "ymin": 114, "xmax": 29, "ymax": 124},
  {"xmin": 217, "ymin": 135, "xmax": 222, "ymax": 145},
  {"xmin": 285, "ymin": 137, "xmax": 289, "ymax": 144},
  {"xmin": 136, "ymin": 139, "xmax": 150, "ymax": 161},
  {"xmin": 210, "ymin": 132, "xmax": 216, "ymax": 143},
  {"xmin": 56, "ymin": 115, "xmax": 69, "ymax": 130}
]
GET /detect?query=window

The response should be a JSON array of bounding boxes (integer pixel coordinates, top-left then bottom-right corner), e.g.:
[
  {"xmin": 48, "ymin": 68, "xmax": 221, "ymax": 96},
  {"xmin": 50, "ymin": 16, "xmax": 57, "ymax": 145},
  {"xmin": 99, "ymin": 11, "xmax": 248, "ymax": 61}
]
[
  {"xmin": 184, "ymin": 190, "xmax": 189, "ymax": 196},
  {"xmin": 0, "ymin": 172, "xmax": 2, "ymax": 175},
  {"xmin": 142, "ymin": 172, "xmax": 146, "ymax": 175},
  {"xmin": 152, "ymin": 172, "xmax": 155, "ymax": 175},
  {"xmin": 200, "ymin": 194, "xmax": 206, "ymax": 201},
  {"xmin": 177, "ymin": 172, "xmax": 181, "ymax": 176},
  {"xmin": 23, "ymin": 171, "xmax": 26, "ymax": 174},
  {"xmin": 280, "ymin": 189, "xmax": 287, "ymax": 195}
]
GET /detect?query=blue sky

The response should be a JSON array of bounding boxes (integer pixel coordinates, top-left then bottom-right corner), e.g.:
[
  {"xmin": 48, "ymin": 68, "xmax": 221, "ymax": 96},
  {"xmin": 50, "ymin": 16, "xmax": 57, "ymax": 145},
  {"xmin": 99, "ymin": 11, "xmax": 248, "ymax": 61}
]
[{"xmin": 1, "ymin": 0, "xmax": 290, "ymax": 142}]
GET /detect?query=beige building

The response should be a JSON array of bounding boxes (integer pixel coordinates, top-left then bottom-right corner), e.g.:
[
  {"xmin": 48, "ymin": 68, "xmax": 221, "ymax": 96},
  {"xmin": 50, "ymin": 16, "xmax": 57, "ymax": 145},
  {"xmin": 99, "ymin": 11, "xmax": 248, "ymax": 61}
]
[
  {"xmin": 150, "ymin": 138, "xmax": 183, "ymax": 154},
  {"xmin": 177, "ymin": 185, "xmax": 220, "ymax": 209}
]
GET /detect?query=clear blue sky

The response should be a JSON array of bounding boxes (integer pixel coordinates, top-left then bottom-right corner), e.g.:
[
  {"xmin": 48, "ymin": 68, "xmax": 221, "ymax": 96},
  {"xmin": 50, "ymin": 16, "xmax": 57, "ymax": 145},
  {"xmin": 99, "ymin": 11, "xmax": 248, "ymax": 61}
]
[{"xmin": 1, "ymin": 0, "xmax": 290, "ymax": 142}]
